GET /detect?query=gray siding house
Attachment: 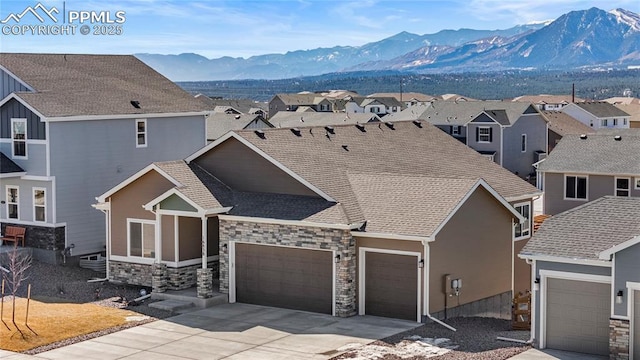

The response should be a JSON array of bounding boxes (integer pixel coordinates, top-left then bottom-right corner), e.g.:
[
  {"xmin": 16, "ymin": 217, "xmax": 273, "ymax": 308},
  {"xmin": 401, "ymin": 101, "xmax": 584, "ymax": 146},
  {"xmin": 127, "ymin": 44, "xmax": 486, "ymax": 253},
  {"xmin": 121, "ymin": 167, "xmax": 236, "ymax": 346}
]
[
  {"xmin": 520, "ymin": 196, "xmax": 640, "ymax": 359},
  {"xmin": 0, "ymin": 53, "xmax": 208, "ymax": 262},
  {"xmin": 387, "ymin": 101, "xmax": 548, "ymax": 178},
  {"xmin": 537, "ymin": 131, "xmax": 640, "ymax": 215},
  {"xmin": 562, "ymin": 102, "xmax": 631, "ymax": 130}
]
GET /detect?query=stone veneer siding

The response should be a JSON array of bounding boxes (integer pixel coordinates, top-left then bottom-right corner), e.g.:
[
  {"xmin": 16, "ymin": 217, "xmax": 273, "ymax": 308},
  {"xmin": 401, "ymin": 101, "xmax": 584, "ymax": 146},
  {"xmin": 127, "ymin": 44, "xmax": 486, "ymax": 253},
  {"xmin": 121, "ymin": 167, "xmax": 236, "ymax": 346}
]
[
  {"xmin": 219, "ymin": 219, "xmax": 356, "ymax": 317},
  {"xmin": 110, "ymin": 260, "xmax": 218, "ymax": 290},
  {"xmin": 1, "ymin": 222, "xmax": 65, "ymax": 263},
  {"xmin": 610, "ymin": 318, "xmax": 630, "ymax": 360}
]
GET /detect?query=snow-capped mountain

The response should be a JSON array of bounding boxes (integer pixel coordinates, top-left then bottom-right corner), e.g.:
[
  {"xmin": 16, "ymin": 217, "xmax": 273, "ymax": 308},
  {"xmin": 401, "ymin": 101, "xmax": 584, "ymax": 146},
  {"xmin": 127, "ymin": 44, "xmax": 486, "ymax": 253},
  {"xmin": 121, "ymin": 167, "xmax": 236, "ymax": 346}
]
[{"xmin": 137, "ymin": 7, "xmax": 640, "ymax": 81}]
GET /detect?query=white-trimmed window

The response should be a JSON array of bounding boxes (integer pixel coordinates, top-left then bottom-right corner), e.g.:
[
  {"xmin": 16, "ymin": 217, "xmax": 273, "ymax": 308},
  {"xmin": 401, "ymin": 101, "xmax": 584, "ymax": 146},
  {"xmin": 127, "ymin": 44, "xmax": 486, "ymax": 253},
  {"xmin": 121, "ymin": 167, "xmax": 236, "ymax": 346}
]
[
  {"xmin": 6, "ymin": 186, "xmax": 19, "ymax": 219},
  {"xmin": 452, "ymin": 126, "xmax": 460, "ymax": 135},
  {"xmin": 613, "ymin": 118, "xmax": 618, "ymax": 126},
  {"xmin": 127, "ymin": 219, "xmax": 155, "ymax": 258},
  {"xmin": 615, "ymin": 177, "xmax": 630, "ymax": 197},
  {"xmin": 514, "ymin": 202, "xmax": 531, "ymax": 239},
  {"xmin": 624, "ymin": 119, "xmax": 628, "ymax": 126},
  {"xmin": 136, "ymin": 119, "xmax": 147, "ymax": 148},
  {"xmin": 521, "ymin": 134, "xmax": 527, "ymax": 152},
  {"xmin": 33, "ymin": 188, "xmax": 46, "ymax": 222},
  {"xmin": 477, "ymin": 126, "xmax": 492, "ymax": 143},
  {"xmin": 602, "ymin": 119, "xmax": 608, "ymax": 127},
  {"xmin": 11, "ymin": 118, "xmax": 27, "ymax": 158},
  {"xmin": 565, "ymin": 175, "xmax": 588, "ymax": 200},
  {"xmin": 635, "ymin": 177, "xmax": 640, "ymax": 190}
]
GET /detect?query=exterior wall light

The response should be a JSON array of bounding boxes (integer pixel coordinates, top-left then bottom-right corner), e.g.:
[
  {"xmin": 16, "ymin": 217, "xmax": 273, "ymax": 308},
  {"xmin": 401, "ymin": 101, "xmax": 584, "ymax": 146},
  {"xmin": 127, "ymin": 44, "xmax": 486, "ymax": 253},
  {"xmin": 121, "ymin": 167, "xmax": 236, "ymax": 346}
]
[
  {"xmin": 335, "ymin": 254, "xmax": 341, "ymax": 263},
  {"xmin": 616, "ymin": 290, "xmax": 624, "ymax": 304},
  {"xmin": 418, "ymin": 259, "xmax": 424, "ymax": 268}
]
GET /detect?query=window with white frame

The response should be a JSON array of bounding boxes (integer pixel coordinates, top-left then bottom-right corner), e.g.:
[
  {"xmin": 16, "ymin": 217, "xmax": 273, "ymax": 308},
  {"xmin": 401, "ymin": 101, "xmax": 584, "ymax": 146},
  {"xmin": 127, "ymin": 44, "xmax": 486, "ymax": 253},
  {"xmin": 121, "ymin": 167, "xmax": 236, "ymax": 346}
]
[
  {"xmin": 624, "ymin": 119, "xmax": 628, "ymax": 126},
  {"xmin": 136, "ymin": 119, "xmax": 147, "ymax": 148},
  {"xmin": 33, "ymin": 188, "xmax": 46, "ymax": 222},
  {"xmin": 11, "ymin": 119, "xmax": 27, "ymax": 158},
  {"xmin": 602, "ymin": 119, "xmax": 608, "ymax": 127},
  {"xmin": 615, "ymin": 177, "xmax": 630, "ymax": 197},
  {"xmin": 6, "ymin": 186, "xmax": 19, "ymax": 219},
  {"xmin": 521, "ymin": 134, "xmax": 527, "ymax": 152},
  {"xmin": 128, "ymin": 219, "xmax": 155, "ymax": 258},
  {"xmin": 635, "ymin": 177, "xmax": 640, "ymax": 190},
  {"xmin": 514, "ymin": 202, "xmax": 531, "ymax": 239},
  {"xmin": 452, "ymin": 126, "xmax": 460, "ymax": 135},
  {"xmin": 369, "ymin": 106, "xmax": 380, "ymax": 113},
  {"xmin": 478, "ymin": 126, "xmax": 491, "ymax": 142},
  {"xmin": 565, "ymin": 175, "xmax": 587, "ymax": 200},
  {"xmin": 613, "ymin": 118, "xmax": 618, "ymax": 126}
]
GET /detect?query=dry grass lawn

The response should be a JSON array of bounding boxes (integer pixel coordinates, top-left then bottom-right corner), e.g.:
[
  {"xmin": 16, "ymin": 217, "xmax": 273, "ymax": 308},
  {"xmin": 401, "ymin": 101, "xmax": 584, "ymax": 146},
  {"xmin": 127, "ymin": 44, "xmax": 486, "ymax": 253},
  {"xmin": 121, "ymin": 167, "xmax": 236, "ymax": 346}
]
[{"xmin": 0, "ymin": 297, "xmax": 143, "ymax": 352}]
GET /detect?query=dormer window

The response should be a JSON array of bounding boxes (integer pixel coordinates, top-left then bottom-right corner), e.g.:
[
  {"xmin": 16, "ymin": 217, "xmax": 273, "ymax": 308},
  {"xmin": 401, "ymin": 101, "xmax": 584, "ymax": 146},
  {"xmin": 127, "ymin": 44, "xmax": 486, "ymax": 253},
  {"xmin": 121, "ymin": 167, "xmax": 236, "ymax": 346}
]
[
  {"xmin": 136, "ymin": 119, "xmax": 147, "ymax": 148},
  {"xmin": 11, "ymin": 118, "xmax": 27, "ymax": 158}
]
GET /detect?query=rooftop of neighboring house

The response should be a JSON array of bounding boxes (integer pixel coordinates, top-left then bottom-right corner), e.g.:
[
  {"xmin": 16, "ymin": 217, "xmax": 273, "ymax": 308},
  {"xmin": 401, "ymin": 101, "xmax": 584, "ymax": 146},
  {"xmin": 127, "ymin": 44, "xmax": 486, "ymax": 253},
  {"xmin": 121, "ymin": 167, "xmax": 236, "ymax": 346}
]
[
  {"xmin": 386, "ymin": 100, "xmax": 539, "ymax": 126},
  {"xmin": 0, "ymin": 53, "xmax": 209, "ymax": 118},
  {"xmin": 191, "ymin": 120, "xmax": 540, "ymax": 228},
  {"xmin": 511, "ymin": 94, "xmax": 584, "ymax": 104},
  {"xmin": 437, "ymin": 94, "xmax": 477, "ymax": 102},
  {"xmin": 348, "ymin": 96, "xmax": 405, "ymax": 109},
  {"xmin": 272, "ymin": 93, "xmax": 321, "ymax": 106},
  {"xmin": 537, "ymin": 130, "xmax": 640, "ymax": 174},
  {"xmin": 195, "ymin": 95, "xmax": 268, "ymax": 114},
  {"xmin": 521, "ymin": 196, "xmax": 640, "ymax": 261},
  {"xmin": 603, "ymin": 97, "xmax": 640, "ymax": 124},
  {"xmin": 0, "ymin": 152, "xmax": 24, "ymax": 175},
  {"xmin": 571, "ymin": 101, "xmax": 631, "ymax": 118},
  {"xmin": 269, "ymin": 112, "xmax": 379, "ymax": 128},
  {"xmin": 368, "ymin": 92, "xmax": 436, "ymax": 102},
  {"xmin": 542, "ymin": 110, "xmax": 595, "ymax": 136},
  {"xmin": 206, "ymin": 113, "xmax": 270, "ymax": 141}
]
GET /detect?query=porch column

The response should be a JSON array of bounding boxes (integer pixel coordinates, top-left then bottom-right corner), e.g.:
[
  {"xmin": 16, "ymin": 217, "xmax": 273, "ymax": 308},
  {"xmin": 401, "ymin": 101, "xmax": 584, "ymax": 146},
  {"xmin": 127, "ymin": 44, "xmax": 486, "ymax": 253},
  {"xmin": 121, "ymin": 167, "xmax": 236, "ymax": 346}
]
[
  {"xmin": 201, "ymin": 216, "xmax": 207, "ymax": 269},
  {"xmin": 155, "ymin": 210, "xmax": 162, "ymax": 263}
]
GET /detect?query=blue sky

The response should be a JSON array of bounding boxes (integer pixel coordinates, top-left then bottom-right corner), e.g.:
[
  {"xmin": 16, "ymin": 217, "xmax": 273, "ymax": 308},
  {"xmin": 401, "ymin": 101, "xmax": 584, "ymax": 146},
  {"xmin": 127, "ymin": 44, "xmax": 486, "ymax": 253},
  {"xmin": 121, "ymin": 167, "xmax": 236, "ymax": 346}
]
[{"xmin": 1, "ymin": 0, "xmax": 639, "ymax": 58}]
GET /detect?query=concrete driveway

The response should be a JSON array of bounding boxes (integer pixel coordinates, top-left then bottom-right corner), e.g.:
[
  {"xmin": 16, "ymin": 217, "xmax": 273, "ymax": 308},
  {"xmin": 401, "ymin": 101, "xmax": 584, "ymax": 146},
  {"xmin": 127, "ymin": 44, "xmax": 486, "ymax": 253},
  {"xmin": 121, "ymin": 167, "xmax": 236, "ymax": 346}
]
[{"xmin": 7, "ymin": 303, "xmax": 418, "ymax": 360}]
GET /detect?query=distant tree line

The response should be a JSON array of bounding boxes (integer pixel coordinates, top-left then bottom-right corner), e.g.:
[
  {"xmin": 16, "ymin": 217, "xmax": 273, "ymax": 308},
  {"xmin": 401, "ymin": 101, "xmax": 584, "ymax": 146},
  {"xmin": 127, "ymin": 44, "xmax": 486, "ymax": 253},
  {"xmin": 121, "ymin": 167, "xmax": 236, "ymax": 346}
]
[{"xmin": 178, "ymin": 69, "xmax": 640, "ymax": 102}]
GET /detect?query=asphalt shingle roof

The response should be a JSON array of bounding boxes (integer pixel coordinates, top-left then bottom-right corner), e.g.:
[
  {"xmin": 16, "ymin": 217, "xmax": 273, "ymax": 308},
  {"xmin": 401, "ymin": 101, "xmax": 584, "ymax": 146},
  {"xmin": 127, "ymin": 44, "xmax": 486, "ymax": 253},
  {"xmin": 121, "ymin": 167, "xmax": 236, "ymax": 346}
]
[
  {"xmin": 232, "ymin": 120, "xmax": 540, "ymax": 224},
  {"xmin": 542, "ymin": 110, "xmax": 595, "ymax": 136},
  {"xmin": 387, "ymin": 101, "xmax": 537, "ymax": 126},
  {"xmin": 206, "ymin": 113, "xmax": 267, "ymax": 140},
  {"xmin": 0, "ymin": 152, "xmax": 24, "ymax": 174},
  {"xmin": 521, "ymin": 196, "xmax": 640, "ymax": 261},
  {"xmin": 269, "ymin": 112, "xmax": 379, "ymax": 128},
  {"xmin": 154, "ymin": 160, "xmax": 223, "ymax": 210},
  {"xmin": 575, "ymin": 101, "xmax": 630, "ymax": 118},
  {"xmin": 537, "ymin": 130, "xmax": 640, "ymax": 174},
  {"xmin": 1, "ymin": 53, "xmax": 209, "ymax": 117}
]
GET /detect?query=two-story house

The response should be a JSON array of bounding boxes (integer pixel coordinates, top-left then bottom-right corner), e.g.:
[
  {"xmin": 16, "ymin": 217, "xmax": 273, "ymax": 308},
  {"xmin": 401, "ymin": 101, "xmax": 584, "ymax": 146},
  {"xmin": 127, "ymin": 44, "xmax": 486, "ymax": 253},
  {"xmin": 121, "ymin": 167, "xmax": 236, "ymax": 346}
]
[
  {"xmin": 388, "ymin": 101, "xmax": 548, "ymax": 178},
  {"xmin": 537, "ymin": 130, "xmax": 640, "ymax": 215},
  {"xmin": 368, "ymin": 92, "xmax": 436, "ymax": 108},
  {"xmin": 344, "ymin": 97, "xmax": 405, "ymax": 116},
  {"xmin": 511, "ymin": 94, "xmax": 583, "ymax": 111},
  {"xmin": 268, "ymin": 93, "xmax": 336, "ymax": 117},
  {"xmin": 561, "ymin": 101, "xmax": 631, "ymax": 129},
  {"xmin": 0, "ymin": 53, "xmax": 209, "ymax": 263}
]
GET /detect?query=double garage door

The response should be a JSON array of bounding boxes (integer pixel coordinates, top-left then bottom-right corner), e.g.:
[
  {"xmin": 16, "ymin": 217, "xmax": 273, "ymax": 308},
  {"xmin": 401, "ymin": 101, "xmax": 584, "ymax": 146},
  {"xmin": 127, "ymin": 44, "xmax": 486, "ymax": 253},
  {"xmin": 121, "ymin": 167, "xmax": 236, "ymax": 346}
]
[
  {"xmin": 545, "ymin": 278, "xmax": 610, "ymax": 356},
  {"xmin": 234, "ymin": 243, "xmax": 333, "ymax": 314}
]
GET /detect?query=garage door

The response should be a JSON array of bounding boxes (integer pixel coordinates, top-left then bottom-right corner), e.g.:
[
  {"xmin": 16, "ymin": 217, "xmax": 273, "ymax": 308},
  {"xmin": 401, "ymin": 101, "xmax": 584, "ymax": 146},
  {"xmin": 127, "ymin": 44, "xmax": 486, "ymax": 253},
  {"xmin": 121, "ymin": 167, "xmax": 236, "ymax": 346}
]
[
  {"xmin": 364, "ymin": 252, "xmax": 418, "ymax": 321},
  {"xmin": 234, "ymin": 243, "xmax": 333, "ymax": 314},
  {"xmin": 546, "ymin": 278, "xmax": 610, "ymax": 355}
]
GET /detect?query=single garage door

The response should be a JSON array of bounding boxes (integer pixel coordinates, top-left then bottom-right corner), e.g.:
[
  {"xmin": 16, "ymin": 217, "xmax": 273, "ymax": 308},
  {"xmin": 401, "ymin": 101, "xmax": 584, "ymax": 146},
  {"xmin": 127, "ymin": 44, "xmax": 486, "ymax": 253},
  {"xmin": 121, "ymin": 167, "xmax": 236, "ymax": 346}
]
[
  {"xmin": 235, "ymin": 243, "xmax": 333, "ymax": 314},
  {"xmin": 546, "ymin": 278, "xmax": 610, "ymax": 355},
  {"xmin": 364, "ymin": 252, "xmax": 418, "ymax": 321}
]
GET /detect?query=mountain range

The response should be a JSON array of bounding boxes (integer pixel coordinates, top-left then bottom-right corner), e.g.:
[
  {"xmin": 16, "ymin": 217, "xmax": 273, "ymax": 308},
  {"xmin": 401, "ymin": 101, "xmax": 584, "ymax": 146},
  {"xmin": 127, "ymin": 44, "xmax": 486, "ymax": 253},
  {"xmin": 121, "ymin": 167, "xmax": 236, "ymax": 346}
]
[{"xmin": 136, "ymin": 7, "xmax": 640, "ymax": 81}]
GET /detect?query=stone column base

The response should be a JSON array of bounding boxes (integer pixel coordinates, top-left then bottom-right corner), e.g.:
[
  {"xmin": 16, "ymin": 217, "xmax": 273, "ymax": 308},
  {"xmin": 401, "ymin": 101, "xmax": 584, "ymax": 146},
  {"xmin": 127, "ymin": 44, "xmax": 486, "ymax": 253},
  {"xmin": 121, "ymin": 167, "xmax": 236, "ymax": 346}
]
[
  {"xmin": 197, "ymin": 268, "xmax": 214, "ymax": 299},
  {"xmin": 610, "ymin": 318, "xmax": 630, "ymax": 360},
  {"xmin": 152, "ymin": 263, "xmax": 168, "ymax": 293}
]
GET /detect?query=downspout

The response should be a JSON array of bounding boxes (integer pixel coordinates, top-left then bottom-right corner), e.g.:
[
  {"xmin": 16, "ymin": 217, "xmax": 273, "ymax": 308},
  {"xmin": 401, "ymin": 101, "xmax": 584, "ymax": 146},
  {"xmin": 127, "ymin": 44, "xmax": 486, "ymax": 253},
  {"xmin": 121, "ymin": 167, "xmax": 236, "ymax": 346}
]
[{"xmin": 423, "ymin": 240, "xmax": 457, "ymax": 331}]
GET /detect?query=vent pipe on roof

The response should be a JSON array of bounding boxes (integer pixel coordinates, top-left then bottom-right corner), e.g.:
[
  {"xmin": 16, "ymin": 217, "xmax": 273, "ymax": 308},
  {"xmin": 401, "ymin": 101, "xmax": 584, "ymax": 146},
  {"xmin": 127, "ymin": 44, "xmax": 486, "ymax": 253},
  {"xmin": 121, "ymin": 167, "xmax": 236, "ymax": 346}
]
[
  {"xmin": 254, "ymin": 130, "xmax": 266, "ymax": 139},
  {"xmin": 579, "ymin": 134, "xmax": 588, "ymax": 140},
  {"xmin": 130, "ymin": 100, "xmax": 141, "ymax": 109},
  {"xmin": 325, "ymin": 126, "xmax": 335, "ymax": 134},
  {"xmin": 355, "ymin": 123, "xmax": 366, "ymax": 132},
  {"xmin": 341, "ymin": 145, "xmax": 349, "ymax": 151},
  {"xmin": 614, "ymin": 135, "xmax": 622, "ymax": 141},
  {"xmin": 384, "ymin": 122, "xmax": 395, "ymax": 130},
  {"xmin": 412, "ymin": 120, "xmax": 423, "ymax": 128},
  {"xmin": 290, "ymin": 128, "xmax": 301, "ymax": 137}
]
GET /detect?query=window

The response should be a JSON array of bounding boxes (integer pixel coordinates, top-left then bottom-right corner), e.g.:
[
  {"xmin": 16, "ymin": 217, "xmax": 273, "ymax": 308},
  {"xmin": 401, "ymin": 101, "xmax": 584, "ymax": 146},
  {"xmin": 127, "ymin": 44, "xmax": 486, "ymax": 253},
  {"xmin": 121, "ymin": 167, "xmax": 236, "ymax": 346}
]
[
  {"xmin": 635, "ymin": 178, "xmax": 640, "ymax": 190},
  {"xmin": 11, "ymin": 119, "xmax": 27, "ymax": 158},
  {"xmin": 565, "ymin": 175, "xmax": 587, "ymax": 200},
  {"xmin": 127, "ymin": 219, "xmax": 155, "ymax": 258},
  {"xmin": 514, "ymin": 202, "xmax": 531, "ymax": 239},
  {"xmin": 452, "ymin": 126, "xmax": 460, "ymax": 135},
  {"xmin": 136, "ymin": 119, "xmax": 147, "ymax": 148},
  {"xmin": 369, "ymin": 106, "xmax": 380, "ymax": 113},
  {"xmin": 6, "ymin": 186, "xmax": 19, "ymax": 219},
  {"xmin": 602, "ymin": 119, "xmax": 608, "ymax": 127},
  {"xmin": 477, "ymin": 126, "xmax": 492, "ymax": 143},
  {"xmin": 33, "ymin": 188, "xmax": 46, "ymax": 222},
  {"xmin": 521, "ymin": 134, "xmax": 527, "ymax": 152},
  {"xmin": 615, "ymin": 177, "xmax": 630, "ymax": 197},
  {"xmin": 624, "ymin": 119, "xmax": 628, "ymax": 126},
  {"xmin": 613, "ymin": 118, "xmax": 618, "ymax": 126},
  {"xmin": 482, "ymin": 154, "xmax": 495, "ymax": 161}
]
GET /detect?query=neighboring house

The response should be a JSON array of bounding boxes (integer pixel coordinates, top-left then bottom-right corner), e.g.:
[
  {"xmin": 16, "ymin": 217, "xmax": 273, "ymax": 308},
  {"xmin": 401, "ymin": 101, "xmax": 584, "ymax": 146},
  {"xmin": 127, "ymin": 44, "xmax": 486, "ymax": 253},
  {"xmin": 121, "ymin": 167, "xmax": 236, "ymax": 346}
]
[
  {"xmin": 511, "ymin": 94, "xmax": 583, "ymax": 111},
  {"xmin": 268, "ymin": 93, "xmax": 329, "ymax": 117},
  {"xmin": 603, "ymin": 97, "xmax": 640, "ymax": 129},
  {"xmin": 390, "ymin": 101, "xmax": 548, "ymax": 178},
  {"xmin": 268, "ymin": 112, "xmax": 379, "ymax": 128},
  {"xmin": 96, "ymin": 120, "xmax": 541, "ymax": 322},
  {"xmin": 520, "ymin": 196, "xmax": 640, "ymax": 358},
  {"xmin": 206, "ymin": 113, "xmax": 272, "ymax": 141},
  {"xmin": 0, "ymin": 53, "xmax": 209, "ymax": 262},
  {"xmin": 344, "ymin": 97, "xmax": 405, "ymax": 116},
  {"xmin": 537, "ymin": 131, "xmax": 640, "ymax": 215},
  {"xmin": 195, "ymin": 95, "xmax": 268, "ymax": 119},
  {"xmin": 541, "ymin": 110, "xmax": 595, "ymax": 153},
  {"xmin": 561, "ymin": 101, "xmax": 631, "ymax": 129},
  {"xmin": 368, "ymin": 92, "xmax": 436, "ymax": 108},
  {"xmin": 437, "ymin": 94, "xmax": 477, "ymax": 102}
]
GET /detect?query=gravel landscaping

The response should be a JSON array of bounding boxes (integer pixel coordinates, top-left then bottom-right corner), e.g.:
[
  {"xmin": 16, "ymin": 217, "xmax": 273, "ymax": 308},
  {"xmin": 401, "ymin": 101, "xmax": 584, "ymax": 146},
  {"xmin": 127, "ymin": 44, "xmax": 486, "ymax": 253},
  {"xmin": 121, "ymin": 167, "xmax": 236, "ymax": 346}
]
[{"xmin": 335, "ymin": 317, "xmax": 531, "ymax": 360}]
